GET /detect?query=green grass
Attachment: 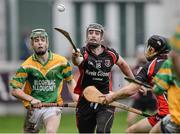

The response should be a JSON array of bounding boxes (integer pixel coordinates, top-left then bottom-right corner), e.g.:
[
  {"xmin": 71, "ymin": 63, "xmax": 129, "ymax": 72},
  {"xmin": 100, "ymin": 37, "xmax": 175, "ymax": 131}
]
[{"xmin": 0, "ymin": 111, "xmax": 128, "ymax": 133}]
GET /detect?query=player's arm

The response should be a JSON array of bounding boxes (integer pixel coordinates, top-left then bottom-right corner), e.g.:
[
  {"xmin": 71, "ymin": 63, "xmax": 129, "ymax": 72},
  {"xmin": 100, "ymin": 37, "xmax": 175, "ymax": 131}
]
[
  {"xmin": 141, "ymin": 60, "xmax": 170, "ymax": 95},
  {"xmin": 116, "ymin": 55, "xmax": 134, "ymax": 78},
  {"xmin": 139, "ymin": 78, "xmax": 167, "ymax": 96},
  {"xmin": 151, "ymin": 75, "xmax": 168, "ymax": 95},
  {"xmin": 10, "ymin": 66, "xmax": 41, "ymax": 105},
  {"xmin": 72, "ymin": 48, "xmax": 83, "ymax": 66},
  {"xmin": 63, "ymin": 60, "xmax": 79, "ymax": 101},
  {"xmin": 11, "ymin": 89, "xmax": 41, "ymax": 104},
  {"xmin": 66, "ymin": 79, "xmax": 79, "ymax": 102},
  {"xmin": 105, "ymin": 83, "xmax": 140, "ymax": 103}
]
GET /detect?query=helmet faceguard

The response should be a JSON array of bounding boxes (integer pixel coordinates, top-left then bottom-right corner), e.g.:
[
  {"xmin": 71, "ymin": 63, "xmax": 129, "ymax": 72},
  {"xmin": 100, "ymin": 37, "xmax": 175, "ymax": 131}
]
[
  {"xmin": 145, "ymin": 35, "xmax": 170, "ymax": 61},
  {"xmin": 86, "ymin": 23, "xmax": 104, "ymax": 49},
  {"xmin": 29, "ymin": 29, "xmax": 49, "ymax": 56},
  {"xmin": 30, "ymin": 29, "xmax": 49, "ymax": 45}
]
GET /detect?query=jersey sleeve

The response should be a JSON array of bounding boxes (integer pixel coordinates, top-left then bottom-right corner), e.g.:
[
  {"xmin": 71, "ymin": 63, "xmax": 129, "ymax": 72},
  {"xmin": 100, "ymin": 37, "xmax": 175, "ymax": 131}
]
[
  {"xmin": 9, "ymin": 66, "xmax": 28, "ymax": 90},
  {"xmin": 153, "ymin": 59, "xmax": 172, "ymax": 95},
  {"xmin": 62, "ymin": 61, "xmax": 73, "ymax": 82},
  {"xmin": 107, "ymin": 48, "xmax": 119, "ymax": 64},
  {"xmin": 135, "ymin": 63, "xmax": 149, "ymax": 84}
]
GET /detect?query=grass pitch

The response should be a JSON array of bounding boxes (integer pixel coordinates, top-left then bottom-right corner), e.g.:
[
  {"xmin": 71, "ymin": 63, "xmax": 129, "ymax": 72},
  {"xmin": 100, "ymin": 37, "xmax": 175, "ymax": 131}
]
[{"xmin": 0, "ymin": 111, "xmax": 128, "ymax": 133}]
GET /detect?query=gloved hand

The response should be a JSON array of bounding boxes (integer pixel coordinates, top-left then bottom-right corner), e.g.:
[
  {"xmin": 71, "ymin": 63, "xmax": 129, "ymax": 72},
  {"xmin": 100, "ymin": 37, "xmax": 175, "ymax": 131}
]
[
  {"xmin": 30, "ymin": 98, "xmax": 42, "ymax": 108},
  {"xmin": 72, "ymin": 48, "xmax": 83, "ymax": 65},
  {"xmin": 72, "ymin": 48, "xmax": 81, "ymax": 57}
]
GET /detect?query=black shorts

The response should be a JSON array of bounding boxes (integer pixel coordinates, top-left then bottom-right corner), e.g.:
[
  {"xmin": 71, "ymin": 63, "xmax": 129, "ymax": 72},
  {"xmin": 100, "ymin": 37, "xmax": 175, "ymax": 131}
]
[
  {"xmin": 76, "ymin": 96, "xmax": 115, "ymax": 133},
  {"xmin": 132, "ymin": 92, "xmax": 157, "ymax": 112}
]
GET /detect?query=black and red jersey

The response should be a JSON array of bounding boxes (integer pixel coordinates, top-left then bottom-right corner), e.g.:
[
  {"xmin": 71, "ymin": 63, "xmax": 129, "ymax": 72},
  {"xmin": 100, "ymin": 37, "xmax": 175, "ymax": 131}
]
[
  {"xmin": 74, "ymin": 46, "xmax": 119, "ymax": 96},
  {"xmin": 135, "ymin": 55, "xmax": 169, "ymax": 116}
]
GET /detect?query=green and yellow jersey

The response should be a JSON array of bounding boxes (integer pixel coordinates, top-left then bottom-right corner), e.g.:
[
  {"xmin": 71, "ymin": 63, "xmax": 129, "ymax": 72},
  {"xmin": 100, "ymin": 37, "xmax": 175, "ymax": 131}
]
[
  {"xmin": 153, "ymin": 58, "xmax": 180, "ymax": 124},
  {"xmin": 10, "ymin": 51, "xmax": 73, "ymax": 107}
]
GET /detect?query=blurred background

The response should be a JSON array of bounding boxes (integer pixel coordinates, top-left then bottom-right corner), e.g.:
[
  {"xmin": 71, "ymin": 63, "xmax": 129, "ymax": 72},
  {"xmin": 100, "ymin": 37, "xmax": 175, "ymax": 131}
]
[{"xmin": 0, "ymin": 0, "xmax": 180, "ymax": 133}]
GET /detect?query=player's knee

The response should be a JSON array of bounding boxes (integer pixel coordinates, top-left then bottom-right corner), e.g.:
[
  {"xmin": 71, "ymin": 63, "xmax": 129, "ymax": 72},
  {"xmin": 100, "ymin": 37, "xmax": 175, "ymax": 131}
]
[
  {"xmin": 46, "ymin": 127, "xmax": 56, "ymax": 133},
  {"xmin": 96, "ymin": 126, "xmax": 110, "ymax": 133},
  {"xmin": 127, "ymin": 118, "xmax": 130, "ymax": 123},
  {"xmin": 126, "ymin": 114, "xmax": 137, "ymax": 127},
  {"xmin": 127, "ymin": 119, "xmax": 133, "ymax": 127},
  {"xmin": 126, "ymin": 127, "xmax": 134, "ymax": 133}
]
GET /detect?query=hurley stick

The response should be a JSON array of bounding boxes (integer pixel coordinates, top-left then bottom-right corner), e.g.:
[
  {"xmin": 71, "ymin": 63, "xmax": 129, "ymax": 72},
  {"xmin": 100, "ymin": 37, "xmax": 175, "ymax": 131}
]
[
  {"xmin": 54, "ymin": 28, "xmax": 78, "ymax": 52},
  {"xmin": 124, "ymin": 77, "xmax": 151, "ymax": 88},
  {"xmin": 31, "ymin": 102, "xmax": 77, "ymax": 109},
  {"xmin": 83, "ymin": 86, "xmax": 151, "ymax": 117}
]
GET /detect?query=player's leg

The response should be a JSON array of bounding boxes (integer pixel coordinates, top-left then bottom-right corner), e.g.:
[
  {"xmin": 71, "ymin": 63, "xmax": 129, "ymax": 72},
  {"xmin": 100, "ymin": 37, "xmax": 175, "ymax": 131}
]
[
  {"xmin": 126, "ymin": 97, "xmax": 144, "ymax": 127},
  {"xmin": 149, "ymin": 121, "xmax": 161, "ymax": 133},
  {"xmin": 23, "ymin": 109, "xmax": 41, "ymax": 133},
  {"xmin": 43, "ymin": 107, "xmax": 62, "ymax": 133},
  {"xmin": 76, "ymin": 97, "xmax": 97, "ymax": 133},
  {"xmin": 96, "ymin": 107, "xmax": 115, "ymax": 133},
  {"xmin": 127, "ymin": 96, "xmax": 156, "ymax": 130},
  {"xmin": 44, "ymin": 115, "xmax": 60, "ymax": 133},
  {"xmin": 127, "ymin": 112, "xmax": 139, "ymax": 127},
  {"xmin": 159, "ymin": 114, "xmax": 180, "ymax": 133},
  {"xmin": 126, "ymin": 118, "xmax": 152, "ymax": 133},
  {"xmin": 76, "ymin": 112, "xmax": 96, "ymax": 133}
]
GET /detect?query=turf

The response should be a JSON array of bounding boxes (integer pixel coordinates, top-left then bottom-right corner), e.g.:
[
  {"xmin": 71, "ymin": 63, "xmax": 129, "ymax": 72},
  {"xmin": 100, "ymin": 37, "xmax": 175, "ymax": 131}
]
[{"xmin": 0, "ymin": 111, "xmax": 128, "ymax": 133}]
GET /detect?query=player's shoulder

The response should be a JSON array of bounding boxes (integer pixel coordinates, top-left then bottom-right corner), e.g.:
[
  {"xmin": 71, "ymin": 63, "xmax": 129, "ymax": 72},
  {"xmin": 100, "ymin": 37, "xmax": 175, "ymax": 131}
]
[
  {"xmin": 105, "ymin": 47, "xmax": 120, "ymax": 57},
  {"xmin": 105, "ymin": 47, "xmax": 120, "ymax": 62},
  {"xmin": 106, "ymin": 47, "xmax": 117, "ymax": 53},
  {"xmin": 160, "ymin": 58, "xmax": 172, "ymax": 69},
  {"xmin": 21, "ymin": 55, "xmax": 34, "ymax": 67},
  {"xmin": 52, "ymin": 53, "xmax": 68, "ymax": 64}
]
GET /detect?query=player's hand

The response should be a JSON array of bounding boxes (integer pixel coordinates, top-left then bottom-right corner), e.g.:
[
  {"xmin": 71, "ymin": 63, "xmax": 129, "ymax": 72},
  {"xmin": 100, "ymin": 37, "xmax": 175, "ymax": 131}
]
[
  {"xmin": 101, "ymin": 91, "xmax": 115, "ymax": 104},
  {"xmin": 72, "ymin": 48, "xmax": 81, "ymax": 57},
  {"xmin": 72, "ymin": 48, "xmax": 83, "ymax": 65},
  {"xmin": 139, "ymin": 86, "xmax": 149, "ymax": 96},
  {"xmin": 30, "ymin": 98, "xmax": 42, "ymax": 108}
]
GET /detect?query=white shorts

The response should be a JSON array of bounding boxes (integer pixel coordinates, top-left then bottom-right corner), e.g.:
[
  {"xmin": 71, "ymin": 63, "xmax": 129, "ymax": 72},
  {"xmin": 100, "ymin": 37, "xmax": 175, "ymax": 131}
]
[
  {"xmin": 24, "ymin": 107, "xmax": 62, "ymax": 133},
  {"xmin": 161, "ymin": 114, "xmax": 180, "ymax": 133}
]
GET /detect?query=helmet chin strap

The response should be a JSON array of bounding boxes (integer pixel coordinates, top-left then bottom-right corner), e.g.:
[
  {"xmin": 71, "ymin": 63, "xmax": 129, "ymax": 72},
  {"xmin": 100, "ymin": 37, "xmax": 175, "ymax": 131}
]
[
  {"xmin": 87, "ymin": 42, "xmax": 101, "ymax": 49},
  {"xmin": 145, "ymin": 51, "xmax": 158, "ymax": 61}
]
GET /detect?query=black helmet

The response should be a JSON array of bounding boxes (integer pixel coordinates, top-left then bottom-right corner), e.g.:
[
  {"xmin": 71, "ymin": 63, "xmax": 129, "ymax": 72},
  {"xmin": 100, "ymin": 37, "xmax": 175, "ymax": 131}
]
[
  {"xmin": 145, "ymin": 35, "xmax": 170, "ymax": 61},
  {"xmin": 86, "ymin": 23, "xmax": 104, "ymax": 49},
  {"xmin": 86, "ymin": 23, "xmax": 104, "ymax": 37}
]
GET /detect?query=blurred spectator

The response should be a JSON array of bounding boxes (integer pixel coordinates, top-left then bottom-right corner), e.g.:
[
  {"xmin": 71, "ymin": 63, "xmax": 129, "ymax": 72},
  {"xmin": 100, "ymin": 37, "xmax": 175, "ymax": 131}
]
[{"xmin": 20, "ymin": 31, "xmax": 32, "ymax": 60}]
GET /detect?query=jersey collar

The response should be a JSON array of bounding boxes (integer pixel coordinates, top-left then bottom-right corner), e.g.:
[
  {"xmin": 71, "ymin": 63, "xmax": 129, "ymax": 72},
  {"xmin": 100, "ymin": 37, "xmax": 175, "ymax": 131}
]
[
  {"xmin": 86, "ymin": 44, "xmax": 107, "ymax": 53},
  {"xmin": 32, "ymin": 50, "xmax": 53, "ymax": 61}
]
